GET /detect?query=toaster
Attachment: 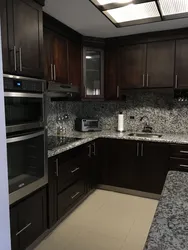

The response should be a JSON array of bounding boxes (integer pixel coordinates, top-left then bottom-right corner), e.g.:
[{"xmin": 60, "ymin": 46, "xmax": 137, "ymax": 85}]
[{"xmin": 75, "ymin": 118, "xmax": 101, "ymax": 132}]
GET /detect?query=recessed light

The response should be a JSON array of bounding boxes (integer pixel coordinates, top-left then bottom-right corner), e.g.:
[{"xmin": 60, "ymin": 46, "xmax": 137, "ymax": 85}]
[
  {"xmin": 96, "ymin": 0, "xmax": 132, "ymax": 5},
  {"xmin": 104, "ymin": 2, "xmax": 160, "ymax": 23},
  {"xmin": 159, "ymin": 0, "xmax": 188, "ymax": 16}
]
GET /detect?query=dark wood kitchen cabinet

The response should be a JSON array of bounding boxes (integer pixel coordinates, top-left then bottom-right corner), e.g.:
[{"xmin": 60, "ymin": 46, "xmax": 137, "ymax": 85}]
[
  {"xmin": 48, "ymin": 142, "xmax": 98, "ymax": 227},
  {"xmin": 10, "ymin": 187, "xmax": 47, "ymax": 250},
  {"xmin": 100, "ymin": 139, "xmax": 169, "ymax": 194},
  {"xmin": 99, "ymin": 139, "xmax": 139, "ymax": 189},
  {"xmin": 175, "ymin": 39, "xmax": 188, "ymax": 89},
  {"xmin": 105, "ymin": 47, "xmax": 119, "ymax": 100},
  {"xmin": 139, "ymin": 142, "xmax": 169, "ymax": 194},
  {"xmin": 1, "ymin": 0, "xmax": 43, "ymax": 78},
  {"xmin": 44, "ymin": 28, "xmax": 81, "ymax": 88},
  {"xmin": 68, "ymin": 40, "xmax": 81, "ymax": 89},
  {"xmin": 146, "ymin": 41, "xmax": 175, "ymax": 88},
  {"xmin": 120, "ymin": 44, "xmax": 147, "ymax": 89}
]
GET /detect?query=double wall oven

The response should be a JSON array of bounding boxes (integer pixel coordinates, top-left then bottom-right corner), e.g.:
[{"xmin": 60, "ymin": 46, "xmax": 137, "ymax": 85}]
[{"xmin": 4, "ymin": 74, "xmax": 48, "ymax": 204}]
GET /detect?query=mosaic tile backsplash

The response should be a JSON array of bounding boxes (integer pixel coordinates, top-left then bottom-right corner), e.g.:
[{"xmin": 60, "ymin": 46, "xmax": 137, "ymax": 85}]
[{"xmin": 47, "ymin": 92, "xmax": 188, "ymax": 135}]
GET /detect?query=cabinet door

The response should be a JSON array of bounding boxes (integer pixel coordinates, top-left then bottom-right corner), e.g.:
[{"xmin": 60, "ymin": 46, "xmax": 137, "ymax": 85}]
[
  {"xmin": 18, "ymin": 188, "xmax": 47, "ymax": 250},
  {"xmin": 53, "ymin": 34, "xmax": 68, "ymax": 84},
  {"xmin": 68, "ymin": 40, "xmax": 81, "ymax": 88},
  {"xmin": 105, "ymin": 48, "xmax": 119, "ymax": 100},
  {"xmin": 83, "ymin": 47, "xmax": 104, "ymax": 99},
  {"xmin": 140, "ymin": 142, "xmax": 169, "ymax": 194},
  {"xmin": 100, "ymin": 139, "xmax": 138, "ymax": 189},
  {"xmin": 1, "ymin": 0, "xmax": 12, "ymax": 73},
  {"xmin": 13, "ymin": 0, "xmax": 43, "ymax": 78},
  {"xmin": 175, "ymin": 39, "xmax": 188, "ymax": 89},
  {"xmin": 147, "ymin": 41, "xmax": 175, "ymax": 88},
  {"xmin": 48, "ymin": 157, "xmax": 58, "ymax": 228},
  {"xmin": 44, "ymin": 28, "xmax": 54, "ymax": 81},
  {"xmin": 10, "ymin": 206, "xmax": 19, "ymax": 250},
  {"xmin": 120, "ymin": 44, "xmax": 146, "ymax": 89}
]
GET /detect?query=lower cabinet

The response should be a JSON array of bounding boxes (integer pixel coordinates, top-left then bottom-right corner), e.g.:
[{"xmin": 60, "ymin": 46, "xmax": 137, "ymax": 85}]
[
  {"xmin": 48, "ymin": 141, "xmax": 98, "ymax": 228},
  {"xmin": 10, "ymin": 187, "xmax": 47, "ymax": 250},
  {"xmin": 58, "ymin": 180, "xmax": 85, "ymax": 219},
  {"xmin": 99, "ymin": 139, "xmax": 169, "ymax": 194}
]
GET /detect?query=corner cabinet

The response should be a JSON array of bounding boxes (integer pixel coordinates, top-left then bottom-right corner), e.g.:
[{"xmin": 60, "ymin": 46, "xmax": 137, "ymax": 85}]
[{"xmin": 83, "ymin": 47, "xmax": 104, "ymax": 99}]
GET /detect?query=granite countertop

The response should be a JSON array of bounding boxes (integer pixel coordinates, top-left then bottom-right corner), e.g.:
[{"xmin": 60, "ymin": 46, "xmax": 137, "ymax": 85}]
[
  {"xmin": 48, "ymin": 131, "xmax": 188, "ymax": 158},
  {"xmin": 144, "ymin": 171, "xmax": 188, "ymax": 250}
]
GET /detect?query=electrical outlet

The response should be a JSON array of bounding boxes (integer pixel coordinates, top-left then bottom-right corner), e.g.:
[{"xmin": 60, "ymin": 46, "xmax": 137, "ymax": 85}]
[{"xmin": 130, "ymin": 116, "xmax": 135, "ymax": 120}]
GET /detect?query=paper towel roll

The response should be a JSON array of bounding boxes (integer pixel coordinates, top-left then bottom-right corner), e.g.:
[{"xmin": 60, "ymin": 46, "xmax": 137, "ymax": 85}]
[{"xmin": 118, "ymin": 112, "xmax": 124, "ymax": 132}]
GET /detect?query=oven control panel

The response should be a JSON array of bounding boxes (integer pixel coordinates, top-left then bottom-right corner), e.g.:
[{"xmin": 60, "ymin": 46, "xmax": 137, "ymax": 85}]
[{"xmin": 4, "ymin": 76, "xmax": 45, "ymax": 93}]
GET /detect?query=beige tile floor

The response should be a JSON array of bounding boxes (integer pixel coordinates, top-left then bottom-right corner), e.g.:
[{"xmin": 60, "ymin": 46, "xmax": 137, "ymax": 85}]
[{"xmin": 35, "ymin": 190, "xmax": 158, "ymax": 250}]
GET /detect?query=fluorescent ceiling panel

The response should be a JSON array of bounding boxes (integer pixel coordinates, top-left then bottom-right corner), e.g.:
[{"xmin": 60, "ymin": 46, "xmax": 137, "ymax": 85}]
[
  {"xmin": 96, "ymin": 0, "xmax": 132, "ymax": 5},
  {"xmin": 104, "ymin": 2, "xmax": 160, "ymax": 23},
  {"xmin": 159, "ymin": 0, "xmax": 188, "ymax": 16}
]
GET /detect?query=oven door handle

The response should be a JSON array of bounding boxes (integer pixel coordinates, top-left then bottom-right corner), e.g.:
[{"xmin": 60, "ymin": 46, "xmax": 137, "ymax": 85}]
[
  {"xmin": 7, "ymin": 131, "xmax": 44, "ymax": 144},
  {"xmin": 4, "ymin": 92, "xmax": 43, "ymax": 98}
]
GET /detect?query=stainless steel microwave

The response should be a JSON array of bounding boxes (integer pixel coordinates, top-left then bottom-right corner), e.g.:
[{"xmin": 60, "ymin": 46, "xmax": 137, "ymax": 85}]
[{"xmin": 75, "ymin": 118, "xmax": 101, "ymax": 132}]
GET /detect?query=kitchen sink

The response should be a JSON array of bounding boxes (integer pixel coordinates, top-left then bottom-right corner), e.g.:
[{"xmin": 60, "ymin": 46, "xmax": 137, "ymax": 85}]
[{"xmin": 128, "ymin": 133, "xmax": 162, "ymax": 138}]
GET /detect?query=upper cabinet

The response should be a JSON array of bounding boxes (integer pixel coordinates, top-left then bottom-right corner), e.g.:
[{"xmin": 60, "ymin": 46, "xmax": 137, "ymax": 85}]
[
  {"xmin": 175, "ymin": 39, "xmax": 188, "ymax": 89},
  {"xmin": 120, "ymin": 44, "xmax": 146, "ymax": 89},
  {"xmin": 146, "ymin": 41, "xmax": 175, "ymax": 88},
  {"xmin": 83, "ymin": 47, "xmax": 104, "ymax": 99},
  {"xmin": 120, "ymin": 41, "xmax": 174, "ymax": 89},
  {"xmin": 105, "ymin": 47, "xmax": 120, "ymax": 100},
  {"xmin": 1, "ymin": 0, "xmax": 44, "ymax": 78},
  {"xmin": 43, "ymin": 28, "xmax": 81, "ymax": 88}
]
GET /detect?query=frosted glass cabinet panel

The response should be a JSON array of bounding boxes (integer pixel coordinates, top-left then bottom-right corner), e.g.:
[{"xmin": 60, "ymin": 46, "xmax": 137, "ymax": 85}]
[{"xmin": 83, "ymin": 47, "xmax": 104, "ymax": 99}]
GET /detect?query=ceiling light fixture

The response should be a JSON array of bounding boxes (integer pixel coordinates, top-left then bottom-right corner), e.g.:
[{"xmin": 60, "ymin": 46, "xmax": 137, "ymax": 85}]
[
  {"xmin": 86, "ymin": 56, "xmax": 92, "ymax": 59},
  {"xmin": 159, "ymin": 0, "xmax": 188, "ymax": 17},
  {"xmin": 104, "ymin": 1, "xmax": 160, "ymax": 24},
  {"xmin": 96, "ymin": 0, "xmax": 132, "ymax": 5}
]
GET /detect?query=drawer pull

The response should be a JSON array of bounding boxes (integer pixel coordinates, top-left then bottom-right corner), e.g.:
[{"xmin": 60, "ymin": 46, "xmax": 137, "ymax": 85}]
[
  {"xmin": 180, "ymin": 151, "xmax": 188, "ymax": 154},
  {"xmin": 16, "ymin": 223, "xmax": 32, "ymax": 236},
  {"xmin": 71, "ymin": 192, "xmax": 80, "ymax": 199},
  {"xmin": 71, "ymin": 167, "xmax": 80, "ymax": 173},
  {"xmin": 180, "ymin": 164, "xmax": 188, "ymax": 168}
]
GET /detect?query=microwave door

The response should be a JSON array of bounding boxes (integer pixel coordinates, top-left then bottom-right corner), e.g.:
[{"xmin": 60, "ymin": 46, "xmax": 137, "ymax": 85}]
[{"xmin": 5, "ymin": 92, "xmax": 44, "ymax": 133}]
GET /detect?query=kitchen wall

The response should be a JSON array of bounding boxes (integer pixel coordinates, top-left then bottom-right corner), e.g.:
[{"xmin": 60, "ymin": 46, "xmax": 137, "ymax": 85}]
[{"xmin": 47, "ymin": 91, "xmax": 188, "ymax": 135}]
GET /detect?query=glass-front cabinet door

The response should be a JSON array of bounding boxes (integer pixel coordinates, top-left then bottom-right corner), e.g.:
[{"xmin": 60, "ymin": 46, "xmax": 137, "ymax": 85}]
[{"xmin": 83, "ymin": 47, "xmax": 104, "ymax": 99}]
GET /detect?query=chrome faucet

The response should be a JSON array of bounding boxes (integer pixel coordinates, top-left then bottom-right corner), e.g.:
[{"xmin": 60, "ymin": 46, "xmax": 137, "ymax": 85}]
[{"xmin": 140, "ymin": 116, "xmax": 152, "ymax": 133}]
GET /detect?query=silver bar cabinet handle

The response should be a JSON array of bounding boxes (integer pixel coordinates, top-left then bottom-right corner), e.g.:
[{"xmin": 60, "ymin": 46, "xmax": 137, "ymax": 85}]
[
  {"xmin": 180, "ymin": 151, "xmax": 188, "ymax": 154},
  {"xmin": 117, "ymin": 85, "xmax": 119, "ymax": 98},
  {"xmin": 175, "ymin": 75, "xmax": 178, "ymax": 88},
  {"xmin": 13, "ymin": 46, "xmax": 17, "ymax": 71},
  {"xmin": 51, "ymin": 64, "xmax": 53, "ymax": 80},
  {"xmin": 92, "ymin": 143, "xmax": 96, "ymax": 156},
  {"xmin": 141, "ymin": 143, "xmax": 144, "ymax": 157},
  {"xmin": 147, "ymin": 74, "xmax": 149, "ymax": 87},
  {"xmin": 19, "ymin": 48, "xmax": 22, "ymax": 72},
  {"xmin": 71, "ymin": 167, "xmax": 80, "ymax": 174},
  {"xmin": 180, "ymin": 164, "xmax": 188, "ymax": 168},
  {"xmin": 142, "ymin": 74, "xmax": 145, "ymax": 87},
  {"xmin": 137, "ymin": 143, "xmax": 139, "ymax": 157},
  {"xmin": 56, "ymin": 158, "xmax": 59, "ymax": 177},
  {"xmin": 54, "ymin": 64, "xmax": 56, "ymax": 81},
  {"xmin": 71, "ymin": 192, "xmax": 80, "ymax": 199},
  {"xmin": 88, "ymin": 145, "xmax": 91, "ymax": 157},
  {"xmin": 16, "ymin": 223, "xmax": 31, "ymax": 236}
]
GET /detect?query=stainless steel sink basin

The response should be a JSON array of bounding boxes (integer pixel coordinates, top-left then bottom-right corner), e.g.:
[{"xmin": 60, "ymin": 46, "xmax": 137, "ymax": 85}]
[{"xmin": 128, "ymin": 133, "xmax": 162, "ymax": 138}]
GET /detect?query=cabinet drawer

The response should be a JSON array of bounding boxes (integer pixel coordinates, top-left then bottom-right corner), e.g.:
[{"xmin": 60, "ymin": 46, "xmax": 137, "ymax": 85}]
[
  {"xmin": 170, "ymin": 144, "xmax": 188, "ymax": 158},
  {"xmin": 169, "ymin": 157, "xmax": 188, "ymax": 172},
  {"xmin": 58, "ymin": 159, "xmax": 82, "ymax": 193},
  {"xmin": 58, "ymin": 180, "xmax": 85, "ymax": 219}
]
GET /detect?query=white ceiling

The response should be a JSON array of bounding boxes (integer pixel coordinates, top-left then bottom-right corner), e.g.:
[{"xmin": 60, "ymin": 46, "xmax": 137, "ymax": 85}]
[{"xmin": 43, "ymin": 0, "xmax": 188, "ymax": 38}]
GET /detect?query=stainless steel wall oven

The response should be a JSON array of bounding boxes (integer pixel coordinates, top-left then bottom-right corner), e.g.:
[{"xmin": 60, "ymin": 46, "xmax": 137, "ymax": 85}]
[{"xmin": 4, "ymin": 74, "xmax": 48, "ymax": 204}]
